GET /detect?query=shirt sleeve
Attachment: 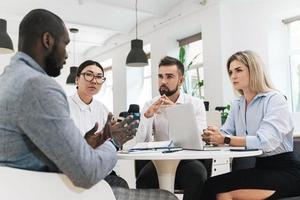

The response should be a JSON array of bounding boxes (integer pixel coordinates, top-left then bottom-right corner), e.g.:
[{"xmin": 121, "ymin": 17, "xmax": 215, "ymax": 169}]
[
  {"xmin": 135, "ymin": 101, "xmax": 154, "ymax": 142},
  {"xmin": 246, "ymin": 93, "xmax": 293, "ymax": 152},
  {"xmin": 17, "ymin": 77, "xmax": 117, "ymax": 189}
]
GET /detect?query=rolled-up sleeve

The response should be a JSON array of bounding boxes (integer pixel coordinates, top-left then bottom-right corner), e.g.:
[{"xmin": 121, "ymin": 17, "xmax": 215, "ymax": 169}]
[{"xmin": 245, "ymin": 94, "xmax": 293, "ymax": 152}]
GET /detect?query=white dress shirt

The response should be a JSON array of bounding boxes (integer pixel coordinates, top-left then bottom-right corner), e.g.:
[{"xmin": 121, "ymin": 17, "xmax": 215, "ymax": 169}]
[
  {"xmin": 68, "ymin": 92, "xmax": 109, "ymax": 136},
  {"xmin": 136, "ymin": 92, "xmax": 207, "ymax": 142}
]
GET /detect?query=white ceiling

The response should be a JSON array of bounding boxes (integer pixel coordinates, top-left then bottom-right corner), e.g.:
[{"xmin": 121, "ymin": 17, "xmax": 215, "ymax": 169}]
[{"xmin": 0, "ymin": 0, "xmax": 195, "ymax": 55}]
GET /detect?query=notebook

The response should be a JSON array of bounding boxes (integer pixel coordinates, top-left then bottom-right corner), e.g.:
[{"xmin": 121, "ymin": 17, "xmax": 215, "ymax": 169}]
[{"xmin": 126, "ymin": 140, "xmax": 183, "ymax": 154}]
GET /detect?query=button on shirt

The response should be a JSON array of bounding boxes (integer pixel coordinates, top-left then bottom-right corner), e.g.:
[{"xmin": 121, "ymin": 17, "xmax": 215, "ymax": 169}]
[
  {"xmin": 68, "ymin": 92, "xmax": 109, "ymax": 136},
  {"xmin": 221, "ymin": 91, "xmax": 294, "ymax": 156},
  {"xmin": 136, "ymin": 93, "xmax": 207, "ymax": 142}
]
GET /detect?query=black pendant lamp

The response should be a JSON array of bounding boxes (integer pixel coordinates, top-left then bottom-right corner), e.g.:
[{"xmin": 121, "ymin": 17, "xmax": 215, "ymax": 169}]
[
  {"xmin": 126, "ymin": 0, "xmax": 148, "ymax": 67},
  {"xmin": 66, "ymin": 28, "xmax": 79, "ymax": 84},
  {"xmin": 66, "ymin": 66, "xmax": 78, "ymax": 84},
  {"xmin": 0, "ymin": 19, "xmax": 14, "ymax": 54}
]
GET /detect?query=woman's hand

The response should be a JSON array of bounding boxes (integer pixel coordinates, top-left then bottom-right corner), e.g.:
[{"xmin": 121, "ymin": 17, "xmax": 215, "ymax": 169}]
[{"xmin": 202, "ymin": 126, "xmax": 225, "ymax": 146}]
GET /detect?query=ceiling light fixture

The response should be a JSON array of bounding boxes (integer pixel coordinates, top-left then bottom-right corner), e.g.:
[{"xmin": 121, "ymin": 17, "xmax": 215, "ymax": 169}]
[
  {"xmin": 126, "ymin": 0, "xmax": 148, "ymax": 67},
  {"xmin": 66, "ymin": 28, "xmax": 79, "ymax": 84},
  {"xmin": 0, "ymin": 19, "xmax": 14, "ymax": 54}
]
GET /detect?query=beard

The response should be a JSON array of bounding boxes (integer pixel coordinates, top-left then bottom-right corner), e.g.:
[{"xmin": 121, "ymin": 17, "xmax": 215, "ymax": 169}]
[
  {"xmin": 44, "ymin": 44, "xmax": 63, "ymax": 77},
  {"xmin": 159, "ymin": 85, "xmax": 178, "ymax": 96}
]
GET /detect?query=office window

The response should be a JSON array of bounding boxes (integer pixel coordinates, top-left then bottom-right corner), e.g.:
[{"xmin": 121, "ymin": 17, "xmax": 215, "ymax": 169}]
[
  {"xmin": 95, "ymin": 59, "xmax": 113, "ymax": 112},
  {"xmin": 179, "ymin": 34, "xmax": 204, "ymax": 98},
  {"xmin": 288, "ymin": 21, "xmax": 300, "ymax": 111}
]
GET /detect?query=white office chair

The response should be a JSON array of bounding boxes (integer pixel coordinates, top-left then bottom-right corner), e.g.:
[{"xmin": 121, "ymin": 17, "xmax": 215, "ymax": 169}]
[{"xmin": 0, "ymin": 166, "xmax": 116, "ymax": 200}]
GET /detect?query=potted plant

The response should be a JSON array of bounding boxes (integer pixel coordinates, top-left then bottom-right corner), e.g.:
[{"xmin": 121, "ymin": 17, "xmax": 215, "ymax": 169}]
[{"xmin": 215, "ymin": 104, "xmax": 231, "ymax": 125}]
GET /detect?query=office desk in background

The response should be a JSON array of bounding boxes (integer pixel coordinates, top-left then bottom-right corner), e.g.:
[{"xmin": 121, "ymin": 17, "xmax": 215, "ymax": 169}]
[{"xmin": 117, "ymin": 149, "xmax": 262, "ymax": 192}]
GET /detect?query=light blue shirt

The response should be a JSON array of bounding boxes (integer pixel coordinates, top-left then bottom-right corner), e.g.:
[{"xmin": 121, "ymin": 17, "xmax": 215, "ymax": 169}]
[
  {"xmin": 221, "ymin": 91, "xmax": 294, "ymax": 156},
  {"xmin": 0, "ymin": 52, "xmax": 117, "ymax": 188}
]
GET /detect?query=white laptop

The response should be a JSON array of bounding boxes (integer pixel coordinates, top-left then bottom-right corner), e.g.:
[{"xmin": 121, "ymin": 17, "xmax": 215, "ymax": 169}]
[
  {"xmin": 165, "ymin": 103, "xmax": 244, "ymax": 151},
  {"xmin": 165, "ymin": 103, "xmax": 205, "ymax": 150}
]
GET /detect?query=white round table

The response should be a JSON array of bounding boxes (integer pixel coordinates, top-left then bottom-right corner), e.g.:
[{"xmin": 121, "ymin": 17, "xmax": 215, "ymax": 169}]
[{"xmin": 118, "ymin": 149, "xmax": 262, "ymax": 192}]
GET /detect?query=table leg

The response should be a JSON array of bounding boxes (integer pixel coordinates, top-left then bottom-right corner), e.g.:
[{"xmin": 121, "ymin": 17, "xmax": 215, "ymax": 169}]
[{"xmin": 152, "ymin": 160, "xmax": 180, "ymax": 193}]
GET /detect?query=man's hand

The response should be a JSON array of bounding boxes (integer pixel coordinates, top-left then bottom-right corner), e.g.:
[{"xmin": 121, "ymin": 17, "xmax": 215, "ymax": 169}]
[
  {"xmin": 144, "ymin": 95, "xmax": 175, "ymax": 118},
  {"xmin": 160, "ymin": 95, "xmax": 175, "ymax": 106},
  {"xmin": 103, "ymin": 113, "xmax": 139, "ymax": 149},
  {"xmin": 144, "ymin": 98, "xmax": 163, "ymax": 118},
  {"xmin": 201, "ymin": 126, "xmax": 224, "ymax": 146},
  {"xmin": 84, "ymin": 122, "xmax": 109, "ymax": 149}
]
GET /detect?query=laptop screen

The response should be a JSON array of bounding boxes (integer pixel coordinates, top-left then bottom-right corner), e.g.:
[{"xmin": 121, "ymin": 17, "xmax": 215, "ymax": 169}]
[{"xmin": 165, "ymin": 103, "xmax": 204, "ymax": 150}]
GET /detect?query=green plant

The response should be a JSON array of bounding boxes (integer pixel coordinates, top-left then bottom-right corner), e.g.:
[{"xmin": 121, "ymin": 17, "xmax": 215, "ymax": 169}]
[
  {"xmin": 221, "ymin": 104, "xmax": 231, "ymax": 125},
  {"xmin": 179, "ymin": 46, "xmax": 204, "ymax": 98}
]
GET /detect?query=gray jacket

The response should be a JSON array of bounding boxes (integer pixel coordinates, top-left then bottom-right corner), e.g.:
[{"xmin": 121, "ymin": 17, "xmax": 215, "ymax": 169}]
[{"xmin": 0, "ymin": 52, "xmax": 117, "ymax": 189}]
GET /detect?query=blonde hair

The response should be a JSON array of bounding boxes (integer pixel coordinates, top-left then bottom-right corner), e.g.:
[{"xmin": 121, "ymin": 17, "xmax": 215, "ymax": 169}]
[{"xmin": 226, "ymin": 50, "xmax": 275, "ymax": 95}]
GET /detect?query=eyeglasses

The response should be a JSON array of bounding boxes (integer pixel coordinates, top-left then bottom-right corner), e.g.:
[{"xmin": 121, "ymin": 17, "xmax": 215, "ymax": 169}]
[{"xmin": 80, "ymin": 72, "xmax": 106, "ymax": 84}]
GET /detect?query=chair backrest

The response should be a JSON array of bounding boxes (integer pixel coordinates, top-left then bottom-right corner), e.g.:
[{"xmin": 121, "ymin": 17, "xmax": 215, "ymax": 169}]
[{"xmin": 0, "ymin": 166, "xmax": 116, "ymax": 200}]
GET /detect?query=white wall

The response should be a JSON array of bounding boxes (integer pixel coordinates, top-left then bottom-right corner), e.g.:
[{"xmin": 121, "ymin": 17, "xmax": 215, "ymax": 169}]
[
  {"xmin": 2, "ymin": 0, "xmax": 300, "ymax": 112},
  {"xmin": 219, "ymin": 0, "xmax": 300, "ymax": 105},
  {"xmin": 0, "ymin": 54, "xmax": 13, "ymax": 75},
  {"xmin": 85, "ymin": 0, "xmax": 300, "ymax": 111},
  {"xmin": 86, "ymin": 0, "xmax": 227, "ymax": 111}
]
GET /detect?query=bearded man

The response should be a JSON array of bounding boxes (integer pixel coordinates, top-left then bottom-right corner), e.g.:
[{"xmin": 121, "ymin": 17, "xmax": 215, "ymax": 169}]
[{"xmin": 136, "ymin": 56, "xmax": 208, "ymax": 200}]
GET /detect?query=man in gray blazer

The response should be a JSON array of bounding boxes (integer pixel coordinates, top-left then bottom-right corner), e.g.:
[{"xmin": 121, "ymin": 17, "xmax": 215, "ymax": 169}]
[{"xmin": 0, "ymin": 9, "xmax": 177, "ymax": 200}]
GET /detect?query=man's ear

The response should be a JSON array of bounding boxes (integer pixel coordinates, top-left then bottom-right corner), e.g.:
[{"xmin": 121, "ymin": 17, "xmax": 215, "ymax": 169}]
[
  {"xmin": 41, "ymin": 32, "xmax": 55, "ymax": 50},
  {"xmin": 179, "ymin": 75, "xmax": 185, "ymax": 86}
]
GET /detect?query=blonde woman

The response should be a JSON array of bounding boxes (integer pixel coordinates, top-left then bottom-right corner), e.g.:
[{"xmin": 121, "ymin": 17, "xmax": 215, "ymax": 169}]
[{"xmin": 201, "ymin": 50, "xmax": 300, "ymax": 200}]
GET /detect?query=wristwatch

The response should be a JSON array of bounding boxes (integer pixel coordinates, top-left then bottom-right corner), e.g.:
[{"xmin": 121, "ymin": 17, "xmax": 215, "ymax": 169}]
[{"xmin": 224, "ymin": 135, "xmax": 231, "ymax": 145}]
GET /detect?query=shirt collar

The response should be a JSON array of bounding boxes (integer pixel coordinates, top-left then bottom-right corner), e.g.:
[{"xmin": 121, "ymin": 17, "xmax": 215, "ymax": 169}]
[
  {"xmin": 175, "ymin": 92, "xmax": 185, "ymax": 104},
  {"xmin": 241, "ymin": 92, "xmax": 269, "ymax": 105},
  {"xmin": 71, "ymin": 91, "xmax": 94, "ymax": 111},
  {"xmin": 11, "ymin": 52, "xmax": 47, "ymax": 75},
  {"xmin": 251, "ymin": 92, "xmax": 268, "ymax": 102}
]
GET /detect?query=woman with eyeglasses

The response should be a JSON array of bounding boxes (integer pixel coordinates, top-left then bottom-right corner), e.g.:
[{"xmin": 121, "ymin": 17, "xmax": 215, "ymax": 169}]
[
  {"xmin": 68, "ymin": 60, "xmax": 108, "ymax": 136},
  {"xmin": 68, "ymin": 60, "xmax": 129, "ymax": 188}
]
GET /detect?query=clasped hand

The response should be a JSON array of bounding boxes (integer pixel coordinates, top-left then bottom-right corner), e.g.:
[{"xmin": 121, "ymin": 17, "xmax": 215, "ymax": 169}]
[
  {"xmin": 201, "ymin": 126, "xmax": 224, "ymax": 146},
  {"xmin": 144, "ymin": 95, "xmax": 174, "ymax": 118},
  {"xmin": 84, "ymin": 113, "xmax": 138, "ymax": 149}
]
